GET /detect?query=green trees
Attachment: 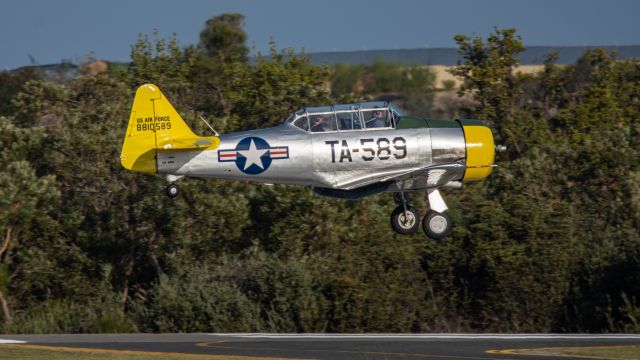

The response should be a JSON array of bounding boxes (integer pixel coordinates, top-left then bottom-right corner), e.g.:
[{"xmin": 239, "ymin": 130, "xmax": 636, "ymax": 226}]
[
  {"xmin": 450, "ymin": 28, "xmax": 528, "ymax": 153},
  {"xmin": 221, "ymin": 46, "xmax": 332, "ymax": 131},
  {"xmin": 447, "ymin": 28, "xmax": 640, "ymax": 331},
  {"xmin": 330, "ymin": 59, "xmax": 436, "ymax": 115},
  {"xmin": 548, "ymin": 49, "xmax": 640, "ymax": 331},
  {"xmin": 199, "ymin": 13, "xmax": 249, "ymax": 62},
  {"xmin": 0, "ymin": 17, "xmax": 638, "ymax": 333},
  {"xmin": 0, "ymin": 68, "xmax": 40, "ymax": 117}
]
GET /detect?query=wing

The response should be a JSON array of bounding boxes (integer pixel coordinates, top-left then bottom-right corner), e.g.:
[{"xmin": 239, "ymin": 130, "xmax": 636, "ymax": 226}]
[
  {"xmin": 342, "ymin": 162, "xmax": 465, "ymax": 190},
  {"xmin": 384, "ymin": 162, "xmax": 466, "ymax": 189},
  {"xmin": 312, "ymin": 162, "xmax": 466, "ymax": 200}
]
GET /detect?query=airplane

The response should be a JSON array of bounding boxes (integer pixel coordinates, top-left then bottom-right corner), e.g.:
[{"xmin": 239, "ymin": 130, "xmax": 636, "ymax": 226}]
[{"xmin": 120, "ymin": 83, "xmax": 496, "ymax": 239}]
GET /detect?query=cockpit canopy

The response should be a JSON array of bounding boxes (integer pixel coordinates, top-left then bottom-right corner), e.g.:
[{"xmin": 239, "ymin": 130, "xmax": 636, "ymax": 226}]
[{"xmin": 285, "ymin": 101, "xmax": 405, "ymax": 133}]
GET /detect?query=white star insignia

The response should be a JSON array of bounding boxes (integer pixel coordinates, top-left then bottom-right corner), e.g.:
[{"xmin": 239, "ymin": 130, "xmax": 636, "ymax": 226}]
[{"xmin": 238, "ymin": 139, "xmax": 268, "ymax": 170}]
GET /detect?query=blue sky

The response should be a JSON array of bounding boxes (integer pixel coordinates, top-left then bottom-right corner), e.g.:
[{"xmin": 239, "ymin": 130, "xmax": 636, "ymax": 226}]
[{"xmin": 1, "ymin": 0, "xmax": 639, "ymax": 70}]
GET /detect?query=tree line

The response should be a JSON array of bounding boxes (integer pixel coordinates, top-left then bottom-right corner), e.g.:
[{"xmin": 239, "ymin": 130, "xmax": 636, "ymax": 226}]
[{"xmin": 0, "ymin": 15, "xmax": 638, "ymax": 333}]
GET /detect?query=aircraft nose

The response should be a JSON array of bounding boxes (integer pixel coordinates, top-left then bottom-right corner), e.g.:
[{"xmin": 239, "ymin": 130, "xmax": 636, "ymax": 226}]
[{"xmin": 458, "ymin": 120, "xmax": 495, "ymax": 181}]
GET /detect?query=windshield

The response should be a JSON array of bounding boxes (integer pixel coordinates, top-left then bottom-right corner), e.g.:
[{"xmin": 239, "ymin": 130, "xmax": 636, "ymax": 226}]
[
  {"xmin": 286, "ymin": 102, "xmax": 405, "ymax": 132},
  {"xmin": 389, "ymin": 103, "xmax": 406, "ymax": 117}
]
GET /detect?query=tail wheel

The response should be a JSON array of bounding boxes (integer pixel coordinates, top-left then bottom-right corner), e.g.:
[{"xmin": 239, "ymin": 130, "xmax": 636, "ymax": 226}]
[
  {"xmin": 166, "ymin": 183, "xmax": 179, "ymax": 198},
  {"xmin": 422, "ymin": 210, "xmax": 452, "ymax": 240},
  {"xmin": 390, "ymin": 206, "xmax": 420, "ymax": 235}
]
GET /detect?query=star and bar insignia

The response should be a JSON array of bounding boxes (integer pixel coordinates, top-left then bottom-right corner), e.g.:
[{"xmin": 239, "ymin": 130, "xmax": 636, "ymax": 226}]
[{"xmin": 218, "ymin": 136, "xmax": 289, "ymax": 175}]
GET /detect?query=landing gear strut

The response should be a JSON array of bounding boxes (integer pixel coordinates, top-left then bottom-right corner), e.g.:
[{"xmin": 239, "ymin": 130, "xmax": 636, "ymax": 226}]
[{"xmin": 389, "ymin": 189, "xmax": 453, "ymax": 239}]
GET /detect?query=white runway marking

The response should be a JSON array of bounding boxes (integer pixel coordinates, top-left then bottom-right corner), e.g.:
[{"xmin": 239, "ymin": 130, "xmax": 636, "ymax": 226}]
[
  {"xmin": 207, "ymin": 333, "xmax": 640, "ymax": 340},
  {"xmin": 0, "ymin": 339, "xmax": 26, "ymax": 344}
]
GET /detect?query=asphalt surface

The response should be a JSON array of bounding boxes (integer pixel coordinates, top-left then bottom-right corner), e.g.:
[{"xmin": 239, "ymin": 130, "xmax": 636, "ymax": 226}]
[{"xmin": 2, "ymin": 333, "xmax": 640, "ymax": 359}]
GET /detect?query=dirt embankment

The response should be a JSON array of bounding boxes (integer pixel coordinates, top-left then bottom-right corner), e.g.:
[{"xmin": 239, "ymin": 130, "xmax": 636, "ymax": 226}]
[{"xmin": 429, "ymin": 65, "xmax": 546, "ymax": 90}]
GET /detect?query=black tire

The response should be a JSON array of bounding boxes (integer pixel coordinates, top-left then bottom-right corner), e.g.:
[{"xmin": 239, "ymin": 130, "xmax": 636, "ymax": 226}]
[
  {"xmin": 422, "ymin": 210, "xmax": 452, "ymax": 240},
  {"xmin": 390, "ymin": 206, "xmax": 420, "ymax": 235},
  {"xmin": 166, "ymin": 183, "xmax": 179, "ymax": 198}
]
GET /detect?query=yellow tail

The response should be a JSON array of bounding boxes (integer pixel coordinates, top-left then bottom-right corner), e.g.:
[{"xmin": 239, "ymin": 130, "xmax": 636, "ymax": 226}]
[{"xmin": 120, "ymin": 84, "xmax": 220, "ymax": 174}]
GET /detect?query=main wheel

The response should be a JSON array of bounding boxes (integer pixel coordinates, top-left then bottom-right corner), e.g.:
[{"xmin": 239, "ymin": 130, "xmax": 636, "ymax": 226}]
[
  {"xmin": 390, "ymin": 206, "xmax": 420, "ymax": 235},
  {"xmin": 166, "ymin": 183, "xmax": 179, "ymax": 198},
  {"xmin": 422, "ymin": 210, "xmax": 452, "ymax": 240}
]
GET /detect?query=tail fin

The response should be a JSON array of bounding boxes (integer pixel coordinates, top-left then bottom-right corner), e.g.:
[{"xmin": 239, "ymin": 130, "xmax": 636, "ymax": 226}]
[{"xmin": 120, "ymin": 84, "xmax": 220, "ymax": 174}]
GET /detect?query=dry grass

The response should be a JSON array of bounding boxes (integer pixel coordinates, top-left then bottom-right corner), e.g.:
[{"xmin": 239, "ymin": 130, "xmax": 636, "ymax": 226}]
[
  {"xmin": 428, "ymin": 65, "xmax": 547, "ymax": 89},
  {"xmin": 549, "ymin": 345, "xmax": 640, "ymax": 359},
  {"xmin": 517, "ymin": 344, "xmax": 640, "ymax": 359}
]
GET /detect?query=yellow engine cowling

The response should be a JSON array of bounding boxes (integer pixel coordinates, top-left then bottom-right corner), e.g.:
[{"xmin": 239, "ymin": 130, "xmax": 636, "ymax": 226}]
[{"xmin": 458, "ymin": 120, "xmax": 495, "ymax": 181}]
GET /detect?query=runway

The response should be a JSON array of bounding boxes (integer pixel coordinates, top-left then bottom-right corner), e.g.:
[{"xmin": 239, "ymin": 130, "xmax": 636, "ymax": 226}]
[{"xmin": 2, "ymin": 333, "xmax": 640, "ymax": 359}]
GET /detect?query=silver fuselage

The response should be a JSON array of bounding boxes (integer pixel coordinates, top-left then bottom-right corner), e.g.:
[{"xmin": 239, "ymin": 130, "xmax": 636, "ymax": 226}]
[{"xmin": 157, "ymin": 122, "xmax": 467, "ymax": 192}]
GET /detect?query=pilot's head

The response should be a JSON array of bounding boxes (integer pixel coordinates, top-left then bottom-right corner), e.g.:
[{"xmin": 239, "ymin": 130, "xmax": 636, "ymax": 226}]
[
  {"xmin": 372, "ymin": 110, "xmax": 384, "ymax": 118},
  {"xmin": 313, "ymin": 115, "xmax": 325, "ymax": 125}
]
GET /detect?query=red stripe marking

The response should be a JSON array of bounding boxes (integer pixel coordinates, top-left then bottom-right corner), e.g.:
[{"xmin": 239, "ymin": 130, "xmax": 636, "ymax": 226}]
[
  {"xmin": 220, "ymin": 154, "xmax": 236, "ymax": 157},
  {"xmin": 270, "ymin": 151, "xmax": 287, "ymax": 155}
]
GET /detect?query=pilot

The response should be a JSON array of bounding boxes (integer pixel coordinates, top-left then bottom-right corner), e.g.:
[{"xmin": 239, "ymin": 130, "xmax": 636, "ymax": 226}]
[
  {"xmin": 311, "ymin": 115, "xmax": 328, "ymax": 132},
  {"xmin": 367, "ymin": 109, "xmax": 386, "ymax": 128}
]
